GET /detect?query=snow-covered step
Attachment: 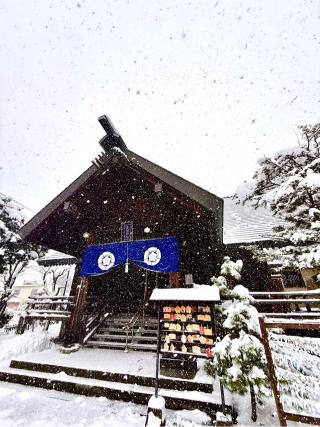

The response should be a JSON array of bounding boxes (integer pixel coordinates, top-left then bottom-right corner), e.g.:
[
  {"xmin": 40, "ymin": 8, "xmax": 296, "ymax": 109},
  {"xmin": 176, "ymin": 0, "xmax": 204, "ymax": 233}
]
[
  {"xmin": 132, "ymin": 336, "xmax": 158, "ymax": 342},
  {"xmin": 98, "ymin": 328, "xmax": 126, "ymax": 335},
  {"xmin": 92, "ymin": 334, "xmax": 157, "ymax": 343},
  {"xmin": 86, "ymin": 341, "xmax": 157, "ymax": 351},
  {"xmin": 108, "ymin": 318, "xmax": 158, "ymax": 323},
  {"xmin": 103, "ymin": 322, "xmax": 158, "ymax": 329},
  {"xmin": 0, "ymin": 366, "xmax": 234, "ymax": 420},
  {"xmin": 93, "ymin": 334, "xmax": 128, "ymax": 341},
  {"xmin": 9, "ymin": 359, "xmax": 214, "ymax": 393},
  {"xmin": 85, "ymin": 312, "xmax": 159, "ymax": 352},
  {"xmin": 99, "ymin": 327, "xmax": 157, "ymax": 334},
  {"xmin": 104, "ymin": 318, "xmax": 158, "ymax": 325}
]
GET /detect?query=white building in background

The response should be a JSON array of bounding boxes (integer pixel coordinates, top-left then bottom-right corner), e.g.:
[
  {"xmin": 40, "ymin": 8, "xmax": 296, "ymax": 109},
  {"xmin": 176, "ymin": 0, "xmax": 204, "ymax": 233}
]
[
  {"xmin": 1, "ymin": 193, "xmax": 76, "ymax": 315},
  {"xmin": 6, "ymin": 250, "xmax": 76, "ymax": 314}
]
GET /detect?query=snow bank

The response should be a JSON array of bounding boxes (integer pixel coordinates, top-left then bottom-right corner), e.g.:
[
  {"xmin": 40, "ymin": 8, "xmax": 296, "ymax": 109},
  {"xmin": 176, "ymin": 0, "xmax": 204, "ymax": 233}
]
[{"xmin": 0, "ymin": 324, "xmax": 59, "ymax": 366}]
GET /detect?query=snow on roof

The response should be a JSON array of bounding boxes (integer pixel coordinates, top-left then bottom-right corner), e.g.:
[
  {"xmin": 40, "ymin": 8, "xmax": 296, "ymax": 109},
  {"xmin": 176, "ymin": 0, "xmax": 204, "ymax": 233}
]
[
  {"xmin": 223, "ymin": 197, "xmax": 283, "ymax": 245},
  {"xmin": 150, "ymin": 285, "xmax": 220, "ymax": 302},
  {"xmin": 0, "ymin": 192, "xmax": 35, "ymax": 223},
  {"xmin": 37, "ymin": 250, "xmax": 77, "ymax": 266}
]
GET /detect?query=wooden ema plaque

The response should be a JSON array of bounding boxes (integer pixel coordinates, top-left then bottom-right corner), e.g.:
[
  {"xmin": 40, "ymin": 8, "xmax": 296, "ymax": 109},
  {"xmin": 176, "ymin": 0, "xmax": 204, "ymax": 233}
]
[{"xmin": 160, "ymin": 304, "xmax": 215, "ymax": 358}]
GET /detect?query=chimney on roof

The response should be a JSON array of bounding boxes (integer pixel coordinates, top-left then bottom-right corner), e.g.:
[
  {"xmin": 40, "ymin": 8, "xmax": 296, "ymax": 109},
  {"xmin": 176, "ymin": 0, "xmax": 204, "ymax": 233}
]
[{"xmin": 98, "ymin": 115, "xmax": 128, "ymax": 153}]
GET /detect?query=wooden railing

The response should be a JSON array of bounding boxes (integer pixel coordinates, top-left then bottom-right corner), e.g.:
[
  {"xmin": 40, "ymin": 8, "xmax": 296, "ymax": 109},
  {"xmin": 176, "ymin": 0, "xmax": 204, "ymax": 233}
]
[
  {"xmin": 249, "ymin": 289, "xmax": 320, "ymax": 315},
  {"xmin": 16, "ymin": 295, "xmax": 74, "ymax": 334},
  {"xmin": 259, "ymin": 316, "xmax": 320, "ymax": 426},
  {"xmin": 82, "ymin": 304, "xmax": 112, "ymax": 344}
]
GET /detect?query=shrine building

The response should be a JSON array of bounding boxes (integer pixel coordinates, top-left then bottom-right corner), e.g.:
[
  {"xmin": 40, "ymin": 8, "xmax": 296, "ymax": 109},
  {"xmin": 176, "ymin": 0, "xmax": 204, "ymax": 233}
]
[{"xmin": 19, "ymin": 115, "xmax": 271, "ymax": 346}]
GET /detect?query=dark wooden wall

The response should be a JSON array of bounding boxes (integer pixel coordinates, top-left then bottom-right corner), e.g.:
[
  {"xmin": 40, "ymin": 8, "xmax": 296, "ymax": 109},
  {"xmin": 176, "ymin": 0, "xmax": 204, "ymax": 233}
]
[
  {"xmin": 28, "ymin": 160, "xmax": 223, "ymax": 309},
  {"xmin": 220, "ymin": 245, "xmax": 273, "ymax": 292}
]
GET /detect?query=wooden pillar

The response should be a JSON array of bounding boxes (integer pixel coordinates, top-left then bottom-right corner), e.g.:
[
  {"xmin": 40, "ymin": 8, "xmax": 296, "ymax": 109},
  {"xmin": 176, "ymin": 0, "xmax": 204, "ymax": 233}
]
[
  {"xmin": 58, "ymin": 262, "xmax": 80, "ymax": 342},
  {"xmin": 63, "ymin": 276, "xmax": 90, "ymax": 346},
  {"xmin": 270, "ymin": 274, "xmax": 287, "ymax": 313},
  {"xmin": 169, "ymin": 272, "xmax": 180, "ymax": 288},
  {"xmin": 62, "ymin": 232, "xmax": 95, "ymax": 346}
]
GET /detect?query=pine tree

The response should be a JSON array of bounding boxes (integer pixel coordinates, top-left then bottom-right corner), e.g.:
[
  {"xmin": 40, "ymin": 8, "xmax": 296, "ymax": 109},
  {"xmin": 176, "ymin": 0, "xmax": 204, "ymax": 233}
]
[
  {"xmin": 0, "ymin": 194, "xmax": 45, "ymax": 326},
  {"xmin": 235, "ymin": 123, "xmax": 320, "ymax": 269},
  {"xmin": 206, "ymin": 257, "xmax": 269, "ymax": 422}
]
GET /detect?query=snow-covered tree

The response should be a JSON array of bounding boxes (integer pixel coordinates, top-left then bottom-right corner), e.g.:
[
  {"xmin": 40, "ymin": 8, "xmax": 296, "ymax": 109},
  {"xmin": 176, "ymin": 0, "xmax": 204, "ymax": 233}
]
[
  {"xmin": 0, "ymin": 194, "xmax": 45, "ymax": 325},
  {"xmin": 207, "ymin": 258, "xmax": 269, "ymax": 422},
  {"xmin": 35, "ymin": 265, "xmax": 72, "ymax": 296},
  {"xmin": 235, "ymin": 123, "xmax": 320, "ymax": 269}
]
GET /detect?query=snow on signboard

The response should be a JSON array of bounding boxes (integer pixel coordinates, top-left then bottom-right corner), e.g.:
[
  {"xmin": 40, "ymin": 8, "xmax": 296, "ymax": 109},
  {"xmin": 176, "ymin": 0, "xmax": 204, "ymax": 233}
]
[{"xmin": 150, "ymin": 285, "xmax": 220, "ymax": 302}]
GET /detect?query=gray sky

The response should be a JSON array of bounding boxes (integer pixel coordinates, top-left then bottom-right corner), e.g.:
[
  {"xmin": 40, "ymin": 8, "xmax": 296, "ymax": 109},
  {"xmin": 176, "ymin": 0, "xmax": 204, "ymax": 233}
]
[{"xmin": 0, "ymin": 0, "xmax": 319, "ymax": 211}]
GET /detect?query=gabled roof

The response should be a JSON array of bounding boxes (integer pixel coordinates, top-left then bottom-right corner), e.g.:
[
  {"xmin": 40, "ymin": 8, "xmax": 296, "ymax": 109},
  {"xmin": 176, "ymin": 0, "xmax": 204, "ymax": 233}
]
[{"xmin": 20, "ymin": 119, "xmax": 223, "ymax": 242}]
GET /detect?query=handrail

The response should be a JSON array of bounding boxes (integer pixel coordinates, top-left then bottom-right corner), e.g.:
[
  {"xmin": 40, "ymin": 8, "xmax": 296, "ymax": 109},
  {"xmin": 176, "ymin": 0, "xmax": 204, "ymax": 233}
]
[
  {"xmin": 122, "ymin": 301, "xmax": 149, "ymax": 352},
  {"xmin": 122, "ymin": 301, "xmax": 148, "ymax": 331},
  {"xmin": 83, "ymin": 304, "xmax": 112, "ymax": 344}
]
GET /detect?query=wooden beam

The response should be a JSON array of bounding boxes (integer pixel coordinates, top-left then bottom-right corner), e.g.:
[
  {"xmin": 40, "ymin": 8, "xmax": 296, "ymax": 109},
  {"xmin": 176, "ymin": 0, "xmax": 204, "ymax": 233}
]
[
  {"xmin": 253, "ymin": 299, "xmax": 320, "ymax": 304},
  {"xmin": 250, "ymin": 290, "xmax": 320, "ymax": 296},
  {"xmin": 259, "ymin": 312, "xmax": 320, "ymax": 318},
  {"xmin": 259, "ymin": 317, "xmax": 287, "ymax": 426},
  {"xmin": 286, "ymin": 412, "xmax": 320, "ymax": 425},
  {"xmin": 263, "ymin": 321, "xmax": 320, "ymax": 330}
]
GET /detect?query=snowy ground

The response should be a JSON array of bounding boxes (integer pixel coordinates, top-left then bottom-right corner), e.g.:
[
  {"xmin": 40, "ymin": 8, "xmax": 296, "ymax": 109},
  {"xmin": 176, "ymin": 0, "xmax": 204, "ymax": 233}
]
[
  {"xmin": 0, "ymin": 327, "xmax": 316, "ymax": 426},
  {"xmin": 0, "ymin": 327, "xmax": 216, "ymax": 427},
  {"xmin": 0, "ymin": 381, "xmax": 214, "ymax": 427},
  {"xmin": 0, "ymin": 380, "xmax": 303, "ymax": 427}
]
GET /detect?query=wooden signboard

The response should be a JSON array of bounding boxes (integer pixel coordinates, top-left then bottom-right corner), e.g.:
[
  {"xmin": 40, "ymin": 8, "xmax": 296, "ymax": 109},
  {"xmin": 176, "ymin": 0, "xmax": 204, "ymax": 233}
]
[
  {"xmin": 160, "ymin": 303, "xmax": 215, "ymax": 359},
  {"xmin": 149, "ymin": 286, "xmax": 224, "ymax": 408}
]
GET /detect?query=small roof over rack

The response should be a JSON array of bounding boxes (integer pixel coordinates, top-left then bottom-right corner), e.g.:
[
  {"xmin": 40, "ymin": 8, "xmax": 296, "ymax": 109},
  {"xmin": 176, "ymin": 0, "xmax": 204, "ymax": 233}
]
[{"xmin": 150, "ymin": 285, "xmax": 220, "ymax": 302}]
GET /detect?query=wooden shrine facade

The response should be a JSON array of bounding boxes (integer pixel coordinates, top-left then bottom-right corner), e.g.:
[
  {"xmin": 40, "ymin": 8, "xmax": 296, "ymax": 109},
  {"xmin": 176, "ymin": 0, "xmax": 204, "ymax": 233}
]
[{"xmin": 19, "ymin": 116, "xmax": 224, "ymax": 343}]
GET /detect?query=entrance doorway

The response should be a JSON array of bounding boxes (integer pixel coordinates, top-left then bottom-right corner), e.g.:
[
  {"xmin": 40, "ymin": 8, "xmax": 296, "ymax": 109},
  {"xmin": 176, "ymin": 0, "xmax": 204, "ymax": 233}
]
[{"xmin": 87, "ymin": 264, "xmax": 167, "ymax": 315}]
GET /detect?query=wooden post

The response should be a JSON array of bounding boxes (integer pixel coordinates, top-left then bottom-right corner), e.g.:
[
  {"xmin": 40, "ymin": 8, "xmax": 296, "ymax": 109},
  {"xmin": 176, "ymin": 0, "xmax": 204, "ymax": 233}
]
[
  {"xmin": 62, "ymin": 233, "xmax": 95, "ymax": 346},
  {"xmin": 58, "ymin": 262, "xmax": 80, "ymax": 342},
  {"xmin": 169, "ymin": 272, "xmax": 180, "ymax": 288},
  {"xmin": 63, "ymin": 276, "xmax": 89, "ymax": 346},
  {"xmin": 142, "ymin": 270, "xmax": 148, "ymax": 327},
  {"xmin": 270, "ymin": 274, "xmax": 285, "ymax": 292},
  {"xmin": 155, "ymin": 304, "xmax": 161, "ymax": 398},
  {"xmin": 259, "ymin": 317, "xmax": 287, "ymax": 426}
]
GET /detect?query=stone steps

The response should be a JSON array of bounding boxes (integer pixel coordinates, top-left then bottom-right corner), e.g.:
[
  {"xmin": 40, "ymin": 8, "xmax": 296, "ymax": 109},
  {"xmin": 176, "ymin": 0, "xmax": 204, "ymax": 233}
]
[
  {"xmin": 0, "ymin": 359, "xmax": 235, "ymax": 421},
  {"xmin": 98, "ymin": 327, "xmax": 157, "ymax": 334},
  {"xmin": 86, "ymin": 340, "xmax": 157, "ymax": 351},
  {"xmin": 85, "ymin": 312, "xmax": 158, "ymax": 352},
  {"xmin": 94, "ymin": 334, "xmax": 157, "ymax": 342}
]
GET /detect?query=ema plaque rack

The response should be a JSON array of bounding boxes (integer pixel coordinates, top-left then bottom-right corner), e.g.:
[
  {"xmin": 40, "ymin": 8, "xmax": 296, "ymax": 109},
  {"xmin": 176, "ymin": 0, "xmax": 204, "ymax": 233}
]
[{"xmin": 149, "ymin": 285, "xmax": 226, "ymax": 410}]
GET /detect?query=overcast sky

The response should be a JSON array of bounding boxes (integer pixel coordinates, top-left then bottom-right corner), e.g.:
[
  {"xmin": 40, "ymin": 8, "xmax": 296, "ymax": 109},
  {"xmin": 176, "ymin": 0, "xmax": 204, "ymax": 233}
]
[{"xmin": 0, "ymin": 0, "xmax": 319, "ymax": 211}]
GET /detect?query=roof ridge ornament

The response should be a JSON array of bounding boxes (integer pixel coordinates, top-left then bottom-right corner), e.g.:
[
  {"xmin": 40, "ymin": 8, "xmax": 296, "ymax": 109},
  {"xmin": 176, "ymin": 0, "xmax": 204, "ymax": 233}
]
[{"xmin": 98, "ymin": 115, "xmax": 128, "ymax": 153}]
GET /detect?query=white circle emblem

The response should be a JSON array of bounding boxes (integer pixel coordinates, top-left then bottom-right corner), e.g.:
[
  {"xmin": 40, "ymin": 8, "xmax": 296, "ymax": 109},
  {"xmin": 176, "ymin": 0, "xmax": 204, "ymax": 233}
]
[
  {"xmin": 144, "ymin": 247, "xmax": 161, "ymax": 266},
  {"xmin": 98, "ymin": 251, "xmax": 115, "ymax": 271}
]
